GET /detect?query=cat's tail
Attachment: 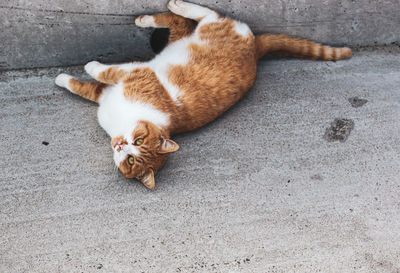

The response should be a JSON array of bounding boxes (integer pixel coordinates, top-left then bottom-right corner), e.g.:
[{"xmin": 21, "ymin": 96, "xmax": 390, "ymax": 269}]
[{"xmin": 255, "ymin": 34, "xmax": 352, "ymax": 61}]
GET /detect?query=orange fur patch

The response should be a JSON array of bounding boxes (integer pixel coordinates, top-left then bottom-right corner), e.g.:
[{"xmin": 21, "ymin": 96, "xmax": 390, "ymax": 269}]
[
  {"xmin": 97, "ymin": 67, "xmax": 128, "ymax": 84},
  {"xmin": 69, "ymin": 79, "xmax": 107, "ymax": 102},
  {"xmin": 123, "ymin": 68, "xmax": 177, "ymax": 114}
]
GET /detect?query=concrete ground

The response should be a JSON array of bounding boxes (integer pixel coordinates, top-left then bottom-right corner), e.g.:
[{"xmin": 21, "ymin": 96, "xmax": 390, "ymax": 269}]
[{"xmin": 1, "ymin": 48, "xmax": 400, "ymax": 272}]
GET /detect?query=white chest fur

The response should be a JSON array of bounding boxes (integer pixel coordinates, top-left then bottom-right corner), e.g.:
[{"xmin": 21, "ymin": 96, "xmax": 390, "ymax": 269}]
[{"xmin": 97, "ymin": 83, "xmax": 170, "ymax": 138}]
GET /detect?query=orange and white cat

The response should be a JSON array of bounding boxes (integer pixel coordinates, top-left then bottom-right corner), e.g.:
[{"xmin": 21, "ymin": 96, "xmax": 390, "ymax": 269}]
[{"xmin": 55, "ymin": 0, "xmax": 352, "ymax": 189}]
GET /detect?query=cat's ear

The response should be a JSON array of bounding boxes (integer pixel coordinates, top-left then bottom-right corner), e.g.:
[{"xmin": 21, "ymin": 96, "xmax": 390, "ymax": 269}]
[
  {"xmin": 138, "ymin": 169, "xmax": 155, "ymax": 189},
  {"xmin": 160, "ymin": 138, "xmax": 179, "ymax": 154}
]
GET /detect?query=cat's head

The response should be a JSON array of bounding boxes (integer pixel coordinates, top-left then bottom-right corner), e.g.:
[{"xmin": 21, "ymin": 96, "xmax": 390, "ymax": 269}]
[{"xmin": 111, "ymin": 120, "xmax": 179, "ymax": 189}]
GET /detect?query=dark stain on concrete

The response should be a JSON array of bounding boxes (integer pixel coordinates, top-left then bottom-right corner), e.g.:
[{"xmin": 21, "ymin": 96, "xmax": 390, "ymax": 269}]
[
  {"xmin": 348, "ymin": 97, "xmax": 368, "ymax": 108},
  {"xmin": 324, "ymin": 118, "xmax": 355, "ymax": 142},
  {"xmin": 310, "ymin": 174, "xmax": 323, "ymax": 181}
]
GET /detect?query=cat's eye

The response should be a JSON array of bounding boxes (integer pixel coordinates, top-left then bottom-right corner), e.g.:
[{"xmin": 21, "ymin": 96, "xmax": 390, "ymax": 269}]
[
  {"xmin": 128, "ymin": 156, "xmax": 135, "ymax": 165},
  {"xmin": 134, "ymin": 138, "xmax": 144, "ymax": 146}
]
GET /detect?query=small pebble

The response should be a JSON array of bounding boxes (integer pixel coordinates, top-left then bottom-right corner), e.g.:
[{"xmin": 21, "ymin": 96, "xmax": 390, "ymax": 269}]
[{"xmin": 348, "ymin": 97, "xmax": 368, "ymax": 108}]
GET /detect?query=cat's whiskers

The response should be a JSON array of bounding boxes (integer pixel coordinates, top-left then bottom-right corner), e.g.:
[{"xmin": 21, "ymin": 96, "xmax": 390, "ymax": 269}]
[{"xmin": 111, "ymin": 161, "xmax": 120, "ymax": 178}]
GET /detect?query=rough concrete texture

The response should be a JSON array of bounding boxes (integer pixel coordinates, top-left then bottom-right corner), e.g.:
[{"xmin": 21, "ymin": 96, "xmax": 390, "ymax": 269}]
[
  {"xmin": 2, "ymin": 0, "xmax": 400, "ymax": 69},
  {"xmin": 1, "ymin": 49, "xmax": 400, "ymax": 272}
]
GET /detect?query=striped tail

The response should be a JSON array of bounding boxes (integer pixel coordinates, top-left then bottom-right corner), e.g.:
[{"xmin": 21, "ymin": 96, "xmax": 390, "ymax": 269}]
[{"xmin": 255, "ymin": 34, "xmax": 352, "ymax": 61}]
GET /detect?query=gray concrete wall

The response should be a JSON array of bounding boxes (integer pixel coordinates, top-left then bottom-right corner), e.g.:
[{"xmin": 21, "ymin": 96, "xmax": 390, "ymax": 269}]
[{"xmin": 1, "ymin": 0, "xmax": 400, "ymax": 70}]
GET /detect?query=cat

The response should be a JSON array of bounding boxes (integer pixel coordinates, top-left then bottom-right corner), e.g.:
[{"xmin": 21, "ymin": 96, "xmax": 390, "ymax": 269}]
[{"xmin": 55, "ymin": 0, "xmax": 352, "ymax": 189}]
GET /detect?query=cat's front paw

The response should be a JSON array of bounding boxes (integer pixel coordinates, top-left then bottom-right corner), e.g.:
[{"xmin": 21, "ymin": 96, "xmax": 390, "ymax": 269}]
[
  {"xmin": 55, "ymin": 73, "xmax": 74, "ymax": 91},
  {"xmin": 167, "ymin": 0, "xmax": 213, "ymax": 20},
  {"xmin": 84, "ymin": 61, "xmax": 103, "ymax": 79},
  {"xmin": 167, "ymin": 0, "xmax": 187, "ymax": 14},
  {"xmin": 135, "ymin": 15, "xmax": 156, "ymax": 28}
]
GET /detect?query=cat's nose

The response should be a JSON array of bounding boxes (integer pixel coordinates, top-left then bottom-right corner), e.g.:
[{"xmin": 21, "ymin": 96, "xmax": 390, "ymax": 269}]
[{"xmin": 111, "ymin": 136, "xmax": 128, "ymax": 150}]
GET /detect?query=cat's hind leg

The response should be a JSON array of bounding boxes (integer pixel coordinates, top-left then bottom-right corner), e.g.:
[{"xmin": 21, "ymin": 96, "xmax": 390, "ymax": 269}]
[
  {"xmin": 167, "ymin": 0, "xmax": 220, "ymax": 22},
  {"xmin": 135, "ymin": 12, "xmax": 195, "ymax": 43},
  {"xmin": 55, "ymin": 74, "xmax": 107, "ymax": 103}
]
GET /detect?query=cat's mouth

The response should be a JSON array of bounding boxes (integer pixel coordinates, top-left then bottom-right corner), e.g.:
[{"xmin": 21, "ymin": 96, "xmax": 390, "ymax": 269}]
[{"xmin": 114, "ymin": 144, "xmax": 125, "ymax": 152}]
